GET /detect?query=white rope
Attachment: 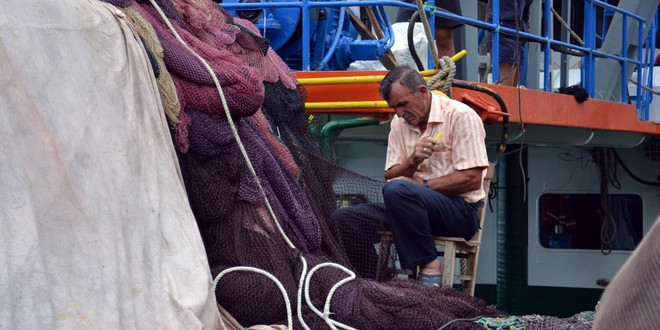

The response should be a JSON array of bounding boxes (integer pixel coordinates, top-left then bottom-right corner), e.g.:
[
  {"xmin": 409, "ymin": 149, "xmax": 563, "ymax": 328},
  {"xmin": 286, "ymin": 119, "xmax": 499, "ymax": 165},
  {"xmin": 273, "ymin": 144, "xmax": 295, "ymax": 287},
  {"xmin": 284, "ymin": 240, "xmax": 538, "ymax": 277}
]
[
  {"xmin": 297, "ymin": 256, "xmax": 312, "ymax": 330},
  {"xmin": 148, "ymin": 0, "xmax": 296, "ymax": 250},
  {"xmin": 213, "ymin": 267, "xmax": 293, "ymax": 329},
  {"xmin": 629, "ymin": 77, "xmax": 660, "ymax": 96},
  {"xmin": 304, "ymin": 263, "xmax": 357, "ymax": 330},
  {"xmin": 218, "ymin": 307, "xmax": 229, "ymax": 330},
  {"xmin": 148, "ymin": 3, "xmax": 359, "ymax": 329}
]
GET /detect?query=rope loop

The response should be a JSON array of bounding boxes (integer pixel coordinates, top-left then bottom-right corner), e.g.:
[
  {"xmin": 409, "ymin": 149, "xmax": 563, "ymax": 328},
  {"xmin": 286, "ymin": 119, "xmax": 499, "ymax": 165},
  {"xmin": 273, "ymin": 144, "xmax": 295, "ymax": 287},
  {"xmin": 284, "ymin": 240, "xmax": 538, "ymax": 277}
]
[
  {"xmin": 427, "ymin": 55, "xmax": 456, "ymax": 98},
  {"xmin": 213, "ymin": 266, "xmax": 294, "ymax": 330}
]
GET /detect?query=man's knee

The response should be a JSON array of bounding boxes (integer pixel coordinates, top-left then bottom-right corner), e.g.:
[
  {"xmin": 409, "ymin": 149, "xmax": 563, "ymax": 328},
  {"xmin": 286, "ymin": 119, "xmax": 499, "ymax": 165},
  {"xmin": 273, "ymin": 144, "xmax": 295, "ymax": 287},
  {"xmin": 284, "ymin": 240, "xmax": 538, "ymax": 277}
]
[
  {"xmin": 435, "ymin": 28, "xmax": 452, "ymax": 42},
  {"xmin": 382, "ymin": 180, "xmax": 407, "ymax": 202}
]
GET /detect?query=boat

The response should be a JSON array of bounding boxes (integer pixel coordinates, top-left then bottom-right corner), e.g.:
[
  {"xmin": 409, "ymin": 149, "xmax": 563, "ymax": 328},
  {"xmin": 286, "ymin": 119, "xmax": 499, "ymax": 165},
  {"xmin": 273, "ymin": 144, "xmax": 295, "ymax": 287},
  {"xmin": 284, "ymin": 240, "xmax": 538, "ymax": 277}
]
[
  {"xmin": 218, "ymin": 0, "xmax": 660, "ymax": 318},
  {"xmin": 3, "ymin": 0, "xmax": 660, "ymax": 328}
]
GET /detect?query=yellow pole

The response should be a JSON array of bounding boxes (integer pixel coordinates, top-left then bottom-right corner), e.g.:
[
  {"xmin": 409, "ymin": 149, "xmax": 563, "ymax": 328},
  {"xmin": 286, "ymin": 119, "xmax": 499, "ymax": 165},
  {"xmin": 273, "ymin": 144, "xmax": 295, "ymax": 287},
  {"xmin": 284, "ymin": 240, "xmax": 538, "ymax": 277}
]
[
  {"xmin": 297, "ymin": 50, "xmax": 467, "ymax": 86},
  {"xmin": 420, "ymin": 49, "xmax": 467, "ymax": 76},
  {"xmin": 305, "ymin": 100, "xmax": 390, "ymax": 109},
  {"xmin": 304, "ymin": 90, "xmax": 448, "ymax": 110}
]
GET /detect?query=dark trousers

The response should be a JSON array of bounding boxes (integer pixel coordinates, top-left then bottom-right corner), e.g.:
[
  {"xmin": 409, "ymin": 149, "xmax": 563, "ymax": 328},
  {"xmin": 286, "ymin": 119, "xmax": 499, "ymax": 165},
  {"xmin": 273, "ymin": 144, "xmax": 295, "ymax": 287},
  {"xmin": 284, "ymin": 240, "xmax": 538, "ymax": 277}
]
[{"xmin": 382, "ymin": 180, "xmax": 479, "ymax": 270}]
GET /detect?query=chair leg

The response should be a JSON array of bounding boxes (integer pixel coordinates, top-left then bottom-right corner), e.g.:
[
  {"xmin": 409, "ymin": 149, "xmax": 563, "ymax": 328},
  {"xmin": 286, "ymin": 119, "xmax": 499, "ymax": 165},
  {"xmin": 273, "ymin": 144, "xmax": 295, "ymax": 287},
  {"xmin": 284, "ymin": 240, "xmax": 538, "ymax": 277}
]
[
  {"xmin": 462, "ymin": 248, "xmax": 479, "ymax": 296},
  {"xmin": 441, "ymin": 241, "xmax": 456, "ymax": 288}
]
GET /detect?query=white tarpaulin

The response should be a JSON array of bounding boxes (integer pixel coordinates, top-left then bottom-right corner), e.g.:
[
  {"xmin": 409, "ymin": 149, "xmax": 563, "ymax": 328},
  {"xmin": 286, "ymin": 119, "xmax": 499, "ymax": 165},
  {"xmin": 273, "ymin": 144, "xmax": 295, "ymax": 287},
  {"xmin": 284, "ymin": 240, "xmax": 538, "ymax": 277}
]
[
  {"xmin": 0, "ymin": 0, "xmax": 221, "ymax": 328},
  {"xmin": 348, "ymin": 22, "xmax": 430, "ymax": 71}
]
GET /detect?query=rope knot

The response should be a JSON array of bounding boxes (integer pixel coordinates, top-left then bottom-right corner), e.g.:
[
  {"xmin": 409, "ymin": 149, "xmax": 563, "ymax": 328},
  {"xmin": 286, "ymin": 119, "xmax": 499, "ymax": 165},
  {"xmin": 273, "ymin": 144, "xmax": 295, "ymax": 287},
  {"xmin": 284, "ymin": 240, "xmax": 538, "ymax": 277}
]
[{"xmin": 427, "ymin": 55, "xmax": 456, "ymax": 98}]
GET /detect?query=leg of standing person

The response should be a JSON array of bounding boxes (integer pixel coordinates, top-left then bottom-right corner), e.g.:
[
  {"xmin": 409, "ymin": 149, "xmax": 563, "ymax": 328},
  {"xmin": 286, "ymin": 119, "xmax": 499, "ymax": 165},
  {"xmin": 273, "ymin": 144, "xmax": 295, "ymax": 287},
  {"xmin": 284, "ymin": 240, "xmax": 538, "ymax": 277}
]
[
  {"xmin": 498, "ymin": 63, "xmax": 519, "ymax": 86},
  {"xmin": 434, "ymin": 27, "xmax": 455, "ymax": 58},
  {"xmin": 497, "ymin": 41, "xmax": 522, "ymax": 86},
  {"xmin": 396, "ymin": 0, "xmax": 463, "ymax": 59},
  {"xmin": 487, "ymin": 0, "xmax": 533, "ymax": 86}
]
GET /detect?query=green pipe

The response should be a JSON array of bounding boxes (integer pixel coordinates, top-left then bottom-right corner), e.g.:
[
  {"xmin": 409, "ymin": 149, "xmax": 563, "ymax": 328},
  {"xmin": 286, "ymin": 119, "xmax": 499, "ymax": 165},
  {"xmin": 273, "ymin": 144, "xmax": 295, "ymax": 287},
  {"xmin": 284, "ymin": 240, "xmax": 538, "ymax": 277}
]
[{"xmin": 319, "ymin": 117, "xmax": 382, "ymax": 158}]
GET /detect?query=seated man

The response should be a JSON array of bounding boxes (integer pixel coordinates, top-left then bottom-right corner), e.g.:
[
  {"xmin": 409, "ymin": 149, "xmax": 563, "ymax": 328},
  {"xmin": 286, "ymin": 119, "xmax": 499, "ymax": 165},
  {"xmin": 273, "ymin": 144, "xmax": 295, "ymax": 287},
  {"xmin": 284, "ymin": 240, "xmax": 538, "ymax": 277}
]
[{"xmin": 379, "ymin": 66, "xmax": 489, "ymax": 287}]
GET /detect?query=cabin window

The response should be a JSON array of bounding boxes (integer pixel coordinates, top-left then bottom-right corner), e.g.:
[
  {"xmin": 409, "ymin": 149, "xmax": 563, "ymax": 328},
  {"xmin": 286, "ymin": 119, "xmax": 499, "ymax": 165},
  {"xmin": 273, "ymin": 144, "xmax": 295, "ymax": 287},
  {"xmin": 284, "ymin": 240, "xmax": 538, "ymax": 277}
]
[{"xmin": 539, "ymin": 194, "xmax": 643, "ymax": 251}]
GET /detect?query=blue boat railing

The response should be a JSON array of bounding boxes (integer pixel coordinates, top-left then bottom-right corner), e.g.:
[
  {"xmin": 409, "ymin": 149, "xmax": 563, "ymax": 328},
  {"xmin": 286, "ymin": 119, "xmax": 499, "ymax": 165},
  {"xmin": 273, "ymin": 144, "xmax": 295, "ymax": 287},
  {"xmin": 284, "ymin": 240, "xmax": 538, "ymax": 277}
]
[{"xmin": 218, "ymin": 0, "xmax": 655, "ymax": 119}]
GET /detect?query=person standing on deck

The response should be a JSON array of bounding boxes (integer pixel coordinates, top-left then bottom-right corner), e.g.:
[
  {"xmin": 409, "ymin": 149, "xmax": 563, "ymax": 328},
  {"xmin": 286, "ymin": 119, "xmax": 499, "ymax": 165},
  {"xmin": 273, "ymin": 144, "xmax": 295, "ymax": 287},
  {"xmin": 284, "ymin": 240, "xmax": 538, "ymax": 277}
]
[
  {"xmin": 396, "ymin": 0, "xmax": 464, "ymax": 58},
  {"xmin": 379, "ymin": 66, "xmax": 489, "ymax": 286},
  {"xmin": 487, "ymin": 0, "xmax": 534, "ymax": 86}
]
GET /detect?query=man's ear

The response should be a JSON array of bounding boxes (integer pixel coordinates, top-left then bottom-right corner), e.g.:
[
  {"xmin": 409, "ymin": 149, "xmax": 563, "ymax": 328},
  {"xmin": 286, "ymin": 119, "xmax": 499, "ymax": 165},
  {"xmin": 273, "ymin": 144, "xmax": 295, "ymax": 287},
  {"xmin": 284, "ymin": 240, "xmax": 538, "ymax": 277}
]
[{"xmin": 418, "ymin": 84, "xmax": 429, "ymax": 95}]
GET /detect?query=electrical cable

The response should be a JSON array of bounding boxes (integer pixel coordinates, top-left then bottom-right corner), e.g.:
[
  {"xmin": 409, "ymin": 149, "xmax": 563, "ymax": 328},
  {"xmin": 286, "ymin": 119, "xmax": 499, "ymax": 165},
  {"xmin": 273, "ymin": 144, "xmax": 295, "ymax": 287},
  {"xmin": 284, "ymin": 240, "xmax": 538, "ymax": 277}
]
[
  {"xmin": 513, "ymin": 0, "xmax": 527, "ymax": 203},
  {"xmin": 451, "ymin": 80, "xmax": 509, "ymax": 166},
  {"xmin": 612, "ymin": 148, "xmax": 660, "ymax": 186},
  {"xmin": 406, "ymin": 6, "xmax": 455, "ymax": 71},
  {"xmin": 592, "ymin": 147, "xmax": 660, "ymax": 255},
  {"xmin": 487, "ymin": 180, "xmax": 498, "ymax": 213},
  {"xmin": 435, "ymin": 315, "xmax": 486, "ymax": 330},
  {"xmin": 407, "ymin": 11, "xmax": 425, "ymax": 71}
]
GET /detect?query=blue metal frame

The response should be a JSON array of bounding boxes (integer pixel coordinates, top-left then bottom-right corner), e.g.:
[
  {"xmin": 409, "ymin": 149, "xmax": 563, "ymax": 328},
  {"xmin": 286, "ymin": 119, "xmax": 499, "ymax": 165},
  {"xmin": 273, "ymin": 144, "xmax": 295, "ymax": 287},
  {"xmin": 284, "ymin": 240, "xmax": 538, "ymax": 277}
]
[
  {"xmin": 219, "ymin": 0, "xmax": 654, "ymax": 118},
  {"xmin": 220, "ymin": 0, "xmax": 402, "ymax": 70}
]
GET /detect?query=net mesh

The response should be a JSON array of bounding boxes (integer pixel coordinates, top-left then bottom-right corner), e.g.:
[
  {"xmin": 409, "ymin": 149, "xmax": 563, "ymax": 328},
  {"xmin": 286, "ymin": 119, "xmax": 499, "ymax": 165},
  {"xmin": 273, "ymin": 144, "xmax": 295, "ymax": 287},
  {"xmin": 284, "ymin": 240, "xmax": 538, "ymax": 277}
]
[
  {"xmin": 103, "ymin": 0, "xmax": 597, "ymax": 328},
  {"xmin": 476, "ymin": 311, "xmax": 596, "ymax": 329}
]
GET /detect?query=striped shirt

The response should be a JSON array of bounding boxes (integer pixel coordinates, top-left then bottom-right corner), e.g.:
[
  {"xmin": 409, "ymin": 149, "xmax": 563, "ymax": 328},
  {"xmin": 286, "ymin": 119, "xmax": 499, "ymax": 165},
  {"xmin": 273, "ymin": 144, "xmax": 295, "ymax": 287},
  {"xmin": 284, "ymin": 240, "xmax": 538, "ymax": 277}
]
[{"xmin": 385, "ymin": 91, "xmax": 489, "ymax": 203}]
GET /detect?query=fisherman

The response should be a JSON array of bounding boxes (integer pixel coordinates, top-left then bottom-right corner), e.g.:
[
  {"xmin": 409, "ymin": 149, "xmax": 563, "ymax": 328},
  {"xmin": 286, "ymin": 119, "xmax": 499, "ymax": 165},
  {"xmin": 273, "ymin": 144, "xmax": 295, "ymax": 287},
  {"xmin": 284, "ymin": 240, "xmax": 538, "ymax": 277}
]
[
  {"xmin": 329, "ymin": 66, "xmax": 490, "ymax": 285},
  {"xmin": 379, "ymin": 66, "xmax": 489, "ymax": 287}
]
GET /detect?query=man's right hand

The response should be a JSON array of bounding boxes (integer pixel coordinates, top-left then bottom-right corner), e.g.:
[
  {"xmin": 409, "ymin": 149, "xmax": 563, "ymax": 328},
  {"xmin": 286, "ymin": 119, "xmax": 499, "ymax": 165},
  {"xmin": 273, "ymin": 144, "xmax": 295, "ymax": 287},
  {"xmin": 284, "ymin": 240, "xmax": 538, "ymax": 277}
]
[
  {"xmin": 385, "ymin": 137, "xmax": 438, "ymax": 181},
  {"xmin": 411, "ymin": 136, "xmax": 438, "ymax": 164}
]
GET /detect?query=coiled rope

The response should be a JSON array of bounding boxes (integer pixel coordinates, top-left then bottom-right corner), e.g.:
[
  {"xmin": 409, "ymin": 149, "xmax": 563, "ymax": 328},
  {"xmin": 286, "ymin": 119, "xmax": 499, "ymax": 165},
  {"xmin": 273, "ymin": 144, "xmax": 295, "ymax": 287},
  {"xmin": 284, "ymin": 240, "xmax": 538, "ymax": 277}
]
[
  {"xmin": 427, "ymin": 56, "xmax": 456, "ymax": 98},
  {"xmin": 304, "ymin": 263, "xmax": 358, "ymax": 330},
  {"xmin": 592, "ymin": 147, "xmax": 620, "ymax": 255},
  {"xmin": 213, "ymin": 267, "xmax": 294, "ymax": 329},
  {"xmin": 147, "ymin": 1, "xmax": 356, "ymax": 328}
]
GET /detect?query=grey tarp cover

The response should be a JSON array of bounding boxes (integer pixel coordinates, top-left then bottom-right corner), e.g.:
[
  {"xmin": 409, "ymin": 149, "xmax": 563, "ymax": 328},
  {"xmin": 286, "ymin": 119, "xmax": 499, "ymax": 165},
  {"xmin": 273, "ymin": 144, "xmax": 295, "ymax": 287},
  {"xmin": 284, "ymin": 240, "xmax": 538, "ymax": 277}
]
[
  {"xmin": 592, "ymin": 215, "xmax": 660, "ymax": 329},
  {"xmin": 0, "ymin": 0, "xmax": 221, "ymax": 328}
]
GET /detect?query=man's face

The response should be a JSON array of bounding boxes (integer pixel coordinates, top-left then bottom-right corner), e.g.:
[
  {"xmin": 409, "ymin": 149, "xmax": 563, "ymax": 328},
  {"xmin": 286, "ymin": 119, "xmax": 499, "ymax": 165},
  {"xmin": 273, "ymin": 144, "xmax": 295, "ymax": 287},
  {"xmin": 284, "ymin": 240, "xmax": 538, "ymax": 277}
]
[{"xmin": 386, "ymin": 82, "xmax": 429, "ymax": 128}]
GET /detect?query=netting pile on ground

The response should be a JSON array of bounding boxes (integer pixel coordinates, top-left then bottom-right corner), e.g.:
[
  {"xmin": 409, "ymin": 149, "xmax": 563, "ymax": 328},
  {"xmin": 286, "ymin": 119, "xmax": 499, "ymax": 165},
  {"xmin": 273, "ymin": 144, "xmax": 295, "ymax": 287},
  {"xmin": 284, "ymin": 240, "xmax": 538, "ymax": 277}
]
[
  {"xmin": 101, "ymin": 0, "xmax": 499, "ymax": 328},
  {"xmin": 476, "ymin": 311, "xmax": 596, "ymax": 330}
]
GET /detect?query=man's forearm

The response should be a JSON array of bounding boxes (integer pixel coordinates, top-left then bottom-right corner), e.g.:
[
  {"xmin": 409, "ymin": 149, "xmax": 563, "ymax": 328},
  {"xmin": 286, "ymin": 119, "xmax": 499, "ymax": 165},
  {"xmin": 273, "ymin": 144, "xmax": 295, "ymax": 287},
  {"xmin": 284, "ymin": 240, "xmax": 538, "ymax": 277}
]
[
  {"xmin": 384, "ymin": 156, "xmax": 421, "ymax": 181},
  {"xmin": 426, "ymin": 168, "xmax": 483, "ymax": 195}
]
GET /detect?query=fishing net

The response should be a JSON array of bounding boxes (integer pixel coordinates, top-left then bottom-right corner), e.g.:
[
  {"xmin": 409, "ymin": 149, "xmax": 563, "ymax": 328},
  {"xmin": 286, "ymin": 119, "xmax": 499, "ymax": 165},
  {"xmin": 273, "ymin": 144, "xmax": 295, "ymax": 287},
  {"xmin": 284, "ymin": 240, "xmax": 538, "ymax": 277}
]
[
  {"xmin": 96, "ymin": 0, "xmax": 607, "ymax": 329},
  {"xmin": 476, "ymin": 310, "xmax": 596, "ymax": 330}
]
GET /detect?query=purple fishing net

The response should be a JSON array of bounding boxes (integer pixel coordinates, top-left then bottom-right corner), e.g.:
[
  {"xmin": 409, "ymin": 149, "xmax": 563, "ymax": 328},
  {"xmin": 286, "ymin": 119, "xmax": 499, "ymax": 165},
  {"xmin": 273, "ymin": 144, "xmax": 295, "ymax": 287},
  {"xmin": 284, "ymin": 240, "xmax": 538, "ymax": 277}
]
[{"xmin": 105, "ymin": 0, "xmax": 504, "ymax": 328}]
